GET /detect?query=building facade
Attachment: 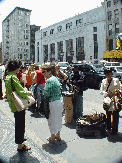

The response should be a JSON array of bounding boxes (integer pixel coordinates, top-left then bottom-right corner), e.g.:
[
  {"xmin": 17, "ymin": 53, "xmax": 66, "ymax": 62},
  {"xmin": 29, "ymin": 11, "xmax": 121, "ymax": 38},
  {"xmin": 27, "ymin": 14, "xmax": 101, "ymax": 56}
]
[
  {"xmin": 105, "ymin": 0, "xmax": 122, "ymax": 51},
  {"xmin": 2, "ymin": 7, "xmax": 32, "ymax": 64},
  {"xmin": 35, "ymin": 3, "xmax": 106, "ymax": 65},
  {"xmin": 0, "ymin": 42, "xmax": 2, "ymax": 64},
  {"xmin": 30, "ymin": 25, "xmax": 41, "ymax": 63}
]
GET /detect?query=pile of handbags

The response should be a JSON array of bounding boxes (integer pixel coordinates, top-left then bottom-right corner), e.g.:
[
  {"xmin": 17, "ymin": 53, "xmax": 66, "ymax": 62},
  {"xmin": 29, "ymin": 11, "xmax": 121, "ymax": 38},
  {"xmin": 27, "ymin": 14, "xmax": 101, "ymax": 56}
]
[{"xmin": 76, "ymin": 112, "xmax": 106, "ymax": 137}]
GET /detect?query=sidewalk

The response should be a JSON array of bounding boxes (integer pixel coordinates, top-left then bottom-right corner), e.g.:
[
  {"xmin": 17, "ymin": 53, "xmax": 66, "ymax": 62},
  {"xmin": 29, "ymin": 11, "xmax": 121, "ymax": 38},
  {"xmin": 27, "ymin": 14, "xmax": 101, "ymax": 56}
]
[{"xmin": 1, "ymin": 88, "xmax": 122, "ymax": 163}]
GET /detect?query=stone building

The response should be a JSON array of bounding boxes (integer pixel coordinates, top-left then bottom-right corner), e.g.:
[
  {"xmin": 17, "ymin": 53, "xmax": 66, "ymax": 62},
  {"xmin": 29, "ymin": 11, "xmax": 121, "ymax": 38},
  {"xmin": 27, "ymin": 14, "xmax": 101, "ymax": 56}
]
[
  {"xmin": 30, "ymin": 25, "xmax": 41, "ymax": 63},
  {"xmin": 35, "ymin": 3, "xmax": 106, "ymax": 65},
  {"xmin": 2, "ymin": 7, "xmax": 32, "ymax": 64},
  {"xmin": 105, "ymin": 0, "xmax": 122, "ymax": 51}
]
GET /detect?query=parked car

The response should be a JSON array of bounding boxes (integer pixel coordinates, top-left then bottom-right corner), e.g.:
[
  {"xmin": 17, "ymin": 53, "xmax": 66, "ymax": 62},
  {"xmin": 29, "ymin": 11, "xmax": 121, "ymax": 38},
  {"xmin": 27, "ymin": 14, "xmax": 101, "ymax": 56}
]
[
  {"xmin": 58, "ymin": 62, "xmax": 69, "ymax": 71},
  {"xmin": 104, "ymin": 62, "xmax": 121, "ymax": 68},
  {"xmin": 92, "ymin": 64, "xmax": 104, "ymax": 75},
  {"xmin": 71, "ymin": 63, "xmax": 105, "ymax": 89}
]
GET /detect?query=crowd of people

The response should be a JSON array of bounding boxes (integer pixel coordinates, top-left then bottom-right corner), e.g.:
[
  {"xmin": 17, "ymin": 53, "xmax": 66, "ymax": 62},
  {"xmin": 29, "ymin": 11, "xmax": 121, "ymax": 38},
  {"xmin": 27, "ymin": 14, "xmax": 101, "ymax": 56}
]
[{"xmin": 0, "ymin": 59, "xmax": 121, "ymax": 151}]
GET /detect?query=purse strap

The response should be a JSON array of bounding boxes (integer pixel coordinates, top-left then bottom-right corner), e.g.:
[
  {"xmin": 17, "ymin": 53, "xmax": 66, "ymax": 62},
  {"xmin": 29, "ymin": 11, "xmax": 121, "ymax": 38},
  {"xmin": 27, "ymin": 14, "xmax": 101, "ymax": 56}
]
[
  {"xmin": 35, "ymin": 76, "xmax": 44, "ymax": 88},
  {"xmin": 11, "ymin": 76, "xmax": 16, "ymax": 92},
  {"xmin": 106, "ymin": 78, "xmax": 112, "ymax": 92}
]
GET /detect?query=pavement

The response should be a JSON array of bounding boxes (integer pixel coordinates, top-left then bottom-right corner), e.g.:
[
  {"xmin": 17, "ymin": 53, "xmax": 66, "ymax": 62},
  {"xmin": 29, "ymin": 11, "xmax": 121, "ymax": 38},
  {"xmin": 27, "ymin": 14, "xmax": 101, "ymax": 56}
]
[{"xmin": 1, "ymin": 82, "xmax": 122, "ymax": 163}]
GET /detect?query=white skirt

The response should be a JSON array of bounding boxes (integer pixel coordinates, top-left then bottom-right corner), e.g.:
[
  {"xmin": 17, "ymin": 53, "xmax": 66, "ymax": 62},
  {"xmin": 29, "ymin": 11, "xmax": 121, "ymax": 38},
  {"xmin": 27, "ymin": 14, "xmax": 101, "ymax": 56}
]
[{"xmin": 48, "ymin": 98, "xmax": 63, "ymax": 134}]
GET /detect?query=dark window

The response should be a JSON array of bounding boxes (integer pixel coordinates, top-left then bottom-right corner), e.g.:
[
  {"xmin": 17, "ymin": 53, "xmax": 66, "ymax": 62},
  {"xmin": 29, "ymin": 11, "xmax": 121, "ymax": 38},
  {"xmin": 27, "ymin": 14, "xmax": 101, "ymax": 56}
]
[
  {"xmin": 115, "ymin": 23, "xmax": 119, "ymax": 33},
  {"xmin": 37, "ymin": 47, "xmax": 39, "ymax": 62},
  {"xmin": 108, "ymin": 11, "xmax": 112, "ymax": 20},
  {"xmin": 107, "ymin": 1, "xmax": 111, "ymax": 7},
  {"xmin": 93, "ymin": 27, "xmax": 97, "ymax": 32},
  {"xmin": 114, "ymin": 0, "xmax": 118, "ymax": 5},
  {"xmin": 93, "ymin": 34, "xmax": 97, "ymax": 41},
  {"xmin": 109, "ymin": 39, "xmax": 113, "ymax": 51}
]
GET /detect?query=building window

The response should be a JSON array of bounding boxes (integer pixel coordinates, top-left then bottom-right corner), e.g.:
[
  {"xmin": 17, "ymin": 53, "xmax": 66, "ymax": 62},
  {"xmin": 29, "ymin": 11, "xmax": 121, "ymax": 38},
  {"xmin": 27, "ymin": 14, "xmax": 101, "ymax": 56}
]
[
  {"xmin": 24, "ymin": 35, "xmax": 28, "ymax": 39},
  {"xmin": 108, "ymin": 24, "xmax": 112, "ymax": 35},
  {"xmin": 43, "ymin": 31, "xmax": 47, "ymax": 36},
  {"xmin": 107, "ymin": 1, "xmax": 111, "ymax": 7},
  {"xmin": 114, "ymin": 9, "xmax": 119, "ymax": 18},
  {"xmin": 37, "ymin": 47, "xmax": 39, "ymax": 62},
  {"xmin": 19, "ymin": 22, "xmax": 22, "ymax": 26},
  {"xmin": 50, "ymin": 29, "xmax": 54, "ymax": 35},
  {"xmin": 18, "ymin": 28, "xmax": 22, "ymax": 33},
  {"xmin": 107, "ymin": 11, "xmax": 112, "ymax": 20},
  {"xmin": 26, "ymin": 42, "xmax": 28, "ymax": 45},
  {"xmin": 76, "ymin": 19, "xmax": 83, "ymax": 26},
  {"xmin": 66, "ymin": 22, "xmax": 72, "ymax": 29},
  {"xmin": 20, "ymin": 54, "xmax": 22, "ymax": 59},
  {"xmin": 57, "ymin": 26, "xmax": 62, "ymax": 32},
  {"xmin": 37, "ymin": 42, "xmax": 39, "ymax": 46},
  {"xmin": 93, "ymin": 27, "xmax": 97, "ymax": 32},
  {"xmin": 25, "ymin": 24, "xmax": 28, "ymax": 28},
  {"xmin": 115, "ymin": 23, "xmax": 119, "ymax": 33},
  {"xmin": 114, "ymin": 0, "xmax": 118, "ymax": 5},
  {"xmin": 109, "ymin": 39, "xmax": 113, "ymax": 51}
]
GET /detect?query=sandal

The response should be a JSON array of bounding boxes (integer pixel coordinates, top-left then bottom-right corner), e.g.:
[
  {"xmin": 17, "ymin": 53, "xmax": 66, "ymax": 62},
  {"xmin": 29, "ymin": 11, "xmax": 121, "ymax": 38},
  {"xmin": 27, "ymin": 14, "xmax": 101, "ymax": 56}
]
[
  {"xmin": 17, "ymin": 144, "xmax": 31, "ymax": 152},
  {"xmin": 47, "ymin": 137, "xmax": 55, "ymax": 143}
]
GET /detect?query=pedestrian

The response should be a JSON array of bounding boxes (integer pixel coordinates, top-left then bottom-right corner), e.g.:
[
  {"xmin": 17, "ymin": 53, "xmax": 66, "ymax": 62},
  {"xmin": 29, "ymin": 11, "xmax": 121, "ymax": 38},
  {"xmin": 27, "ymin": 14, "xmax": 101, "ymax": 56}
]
[
  {"xmin": 17, "ymin": 65, "xmax": 27, "ymax": 87},
  {"xmin": 100, "ymin": 68, "xmax": 121, "ymax": 135},
  {"xmin": 0, "ymin": 64, "xmax": 4, "ymax": 99},
  {"xmin": 5, "ymin": 59, "xmax": 32, "ymax": 151},
  {"xmin": 42, "ymin": 64, "xmax": 63, "ymax": 143},
  {"xmin": 70, "ymin": 65, "xmax": 84, "ymax": 119},
  {"xmin": 26, "ymin": 65, "xmax": 32, "ymax": 91},
  {"xmin": 55, "ymin": 64, "xmax": 68, "ymax": 92},
  {"xmin": 33, "ymin": 65, "xmax": 45, "ymax": 111}
]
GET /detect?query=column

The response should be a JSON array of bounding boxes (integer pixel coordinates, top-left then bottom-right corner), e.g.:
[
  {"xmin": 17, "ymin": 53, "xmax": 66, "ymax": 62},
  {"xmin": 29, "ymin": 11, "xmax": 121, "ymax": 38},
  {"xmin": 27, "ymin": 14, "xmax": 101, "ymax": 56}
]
[
  {"xmin": 63, "ymin": 40, "xmax": 66, "ymax": 62},
  {"xmin": 48, "ymin": 43, "xmax": 50, "ymax": 61},
  {"xmin": 73, "ymin": 37, "xmax": 76, "ymax": 63}
]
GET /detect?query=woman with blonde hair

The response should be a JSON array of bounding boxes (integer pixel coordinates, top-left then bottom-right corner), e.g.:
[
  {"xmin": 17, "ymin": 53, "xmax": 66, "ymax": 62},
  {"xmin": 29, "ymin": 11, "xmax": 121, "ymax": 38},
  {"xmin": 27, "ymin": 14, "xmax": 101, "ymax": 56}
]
[{"xmin": 42, "ymin": 64, "xmax": 63, "ymax": 143}]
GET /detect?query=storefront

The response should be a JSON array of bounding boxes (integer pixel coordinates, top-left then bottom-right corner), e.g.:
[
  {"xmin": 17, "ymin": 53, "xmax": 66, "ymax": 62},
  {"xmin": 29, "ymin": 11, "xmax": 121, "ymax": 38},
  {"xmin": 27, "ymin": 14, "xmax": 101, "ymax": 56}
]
[{"xmin": 103, "ymin": 50, "xmax": 122, "ymax": 62}]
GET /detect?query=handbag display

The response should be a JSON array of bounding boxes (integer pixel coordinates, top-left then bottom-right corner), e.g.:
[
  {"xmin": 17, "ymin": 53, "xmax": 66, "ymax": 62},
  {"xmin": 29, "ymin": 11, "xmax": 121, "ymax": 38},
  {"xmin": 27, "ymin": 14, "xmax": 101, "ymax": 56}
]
[{"xmin": 11, "ymin": 76, "xmax": 35, "ymax": 112}]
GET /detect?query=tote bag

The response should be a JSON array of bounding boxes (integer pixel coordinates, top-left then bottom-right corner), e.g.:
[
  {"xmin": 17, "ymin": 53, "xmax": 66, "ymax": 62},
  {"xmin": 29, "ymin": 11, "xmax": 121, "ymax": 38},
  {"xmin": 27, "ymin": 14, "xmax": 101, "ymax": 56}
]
[{"xmin": 11, "ymin": 76, "xmax": 35, "ymax": 112}]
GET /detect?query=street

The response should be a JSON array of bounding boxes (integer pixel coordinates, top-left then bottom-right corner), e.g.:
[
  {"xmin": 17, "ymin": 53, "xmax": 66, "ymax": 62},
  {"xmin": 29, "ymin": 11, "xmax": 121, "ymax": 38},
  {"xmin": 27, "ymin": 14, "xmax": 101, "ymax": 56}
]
[{"xmin": 0, "ymin": 83, "xmax": 122, "ymax": 163}]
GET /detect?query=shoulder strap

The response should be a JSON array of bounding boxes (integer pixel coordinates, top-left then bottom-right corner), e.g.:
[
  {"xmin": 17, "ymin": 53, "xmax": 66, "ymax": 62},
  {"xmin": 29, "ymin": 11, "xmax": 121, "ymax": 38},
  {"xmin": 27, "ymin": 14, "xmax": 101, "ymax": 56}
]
[
  {"xmin": 106, "ymin": 78, "xmax": 112, "ymax": 92},
  {"xmin": 11, "ymin": 76, "xmax": 16, "ymax": 92},
  {"xmin": 35, "ymin": 76, "xmax": 44, "ymax": 88}
]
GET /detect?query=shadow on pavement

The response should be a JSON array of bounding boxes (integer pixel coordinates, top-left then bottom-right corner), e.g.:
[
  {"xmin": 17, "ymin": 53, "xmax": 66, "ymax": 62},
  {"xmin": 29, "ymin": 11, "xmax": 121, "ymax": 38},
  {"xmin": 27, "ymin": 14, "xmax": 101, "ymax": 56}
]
[
  {"xmin": 107, "ymin": 132, "xmax": 122, "ymax": 143},
  {"xmin": 77, "ymin": 130, "xmax": 107, "ymax": 139},
  {"xmin": 42, "ymin": 140, "xmax": 67, "ymax": 154},
  {"xmin": 9, "ymin": 151, "xmax": 40, "ymax": 163},
  {"xmin": 63, "ymin": 121, "xmax": 76, "ymax": 129}
]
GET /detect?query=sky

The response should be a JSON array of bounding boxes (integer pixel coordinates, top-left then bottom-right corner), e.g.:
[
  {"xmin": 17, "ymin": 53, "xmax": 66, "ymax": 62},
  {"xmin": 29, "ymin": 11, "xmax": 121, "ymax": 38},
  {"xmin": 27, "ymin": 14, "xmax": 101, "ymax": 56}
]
[{"xmin": 0, "ymin": 0, "xmax": 104, "ymax": 42}]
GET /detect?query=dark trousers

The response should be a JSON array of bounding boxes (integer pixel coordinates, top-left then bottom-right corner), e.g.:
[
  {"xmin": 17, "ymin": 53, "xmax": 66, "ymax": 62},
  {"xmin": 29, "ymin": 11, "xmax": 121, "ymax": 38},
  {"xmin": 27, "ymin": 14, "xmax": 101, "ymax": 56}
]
[
  {"xmin": 0, "ymin": 79, "xmax": 2, "ymax": 98},
  {"xmin": 106, "ymin": 110, "xmax": 119, "ymax": 133},
  {"xmin": 14, "ymin": 110, "xmax": 25, "ymax": 144}
]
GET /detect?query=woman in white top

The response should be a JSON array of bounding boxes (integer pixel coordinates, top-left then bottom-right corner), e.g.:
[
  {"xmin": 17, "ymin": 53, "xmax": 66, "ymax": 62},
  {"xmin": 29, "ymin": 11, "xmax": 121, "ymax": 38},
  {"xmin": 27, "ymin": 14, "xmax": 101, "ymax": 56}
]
[{"xmin": 100, "ymin": 68, "xmax": 121, "ymax": 135}]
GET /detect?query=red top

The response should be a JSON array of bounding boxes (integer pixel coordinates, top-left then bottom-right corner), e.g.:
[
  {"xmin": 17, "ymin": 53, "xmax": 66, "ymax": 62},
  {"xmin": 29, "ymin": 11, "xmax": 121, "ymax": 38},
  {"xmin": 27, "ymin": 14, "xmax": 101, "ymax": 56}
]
[
  {"xmin": 17, "ymin": 72, "xmax": 22, "ymax": 81},
  {"xmin": 35, "ymin": 70, "xmax": 45, "ymax": 84}
]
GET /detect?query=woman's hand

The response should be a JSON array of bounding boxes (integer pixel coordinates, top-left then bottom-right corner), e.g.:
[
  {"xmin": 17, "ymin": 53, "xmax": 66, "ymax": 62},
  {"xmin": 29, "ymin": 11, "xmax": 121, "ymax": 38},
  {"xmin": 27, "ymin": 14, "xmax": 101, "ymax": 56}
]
[{"xmin": 28, "ymin": 91, "xmax": 33, "ymax": 96}]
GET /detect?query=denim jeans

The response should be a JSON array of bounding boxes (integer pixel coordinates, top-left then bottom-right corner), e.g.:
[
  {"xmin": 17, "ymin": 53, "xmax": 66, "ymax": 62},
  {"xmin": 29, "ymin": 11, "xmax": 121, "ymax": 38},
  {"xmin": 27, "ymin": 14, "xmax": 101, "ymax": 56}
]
[
  {"xmin": 73, "ymin": 94, "xmax": 83, "ymax": 119},
  {"xmin": 36, "ymin": 84, "xmax": 45, "ymax": 110}
]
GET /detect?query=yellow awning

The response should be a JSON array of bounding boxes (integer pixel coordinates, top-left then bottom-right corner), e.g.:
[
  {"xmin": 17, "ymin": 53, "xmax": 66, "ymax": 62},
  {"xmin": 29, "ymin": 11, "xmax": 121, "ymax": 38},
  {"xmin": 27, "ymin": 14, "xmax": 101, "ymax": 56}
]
[{"xmin": 103, "ymin": 50, "xmax": 122, "ymax": 58}]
